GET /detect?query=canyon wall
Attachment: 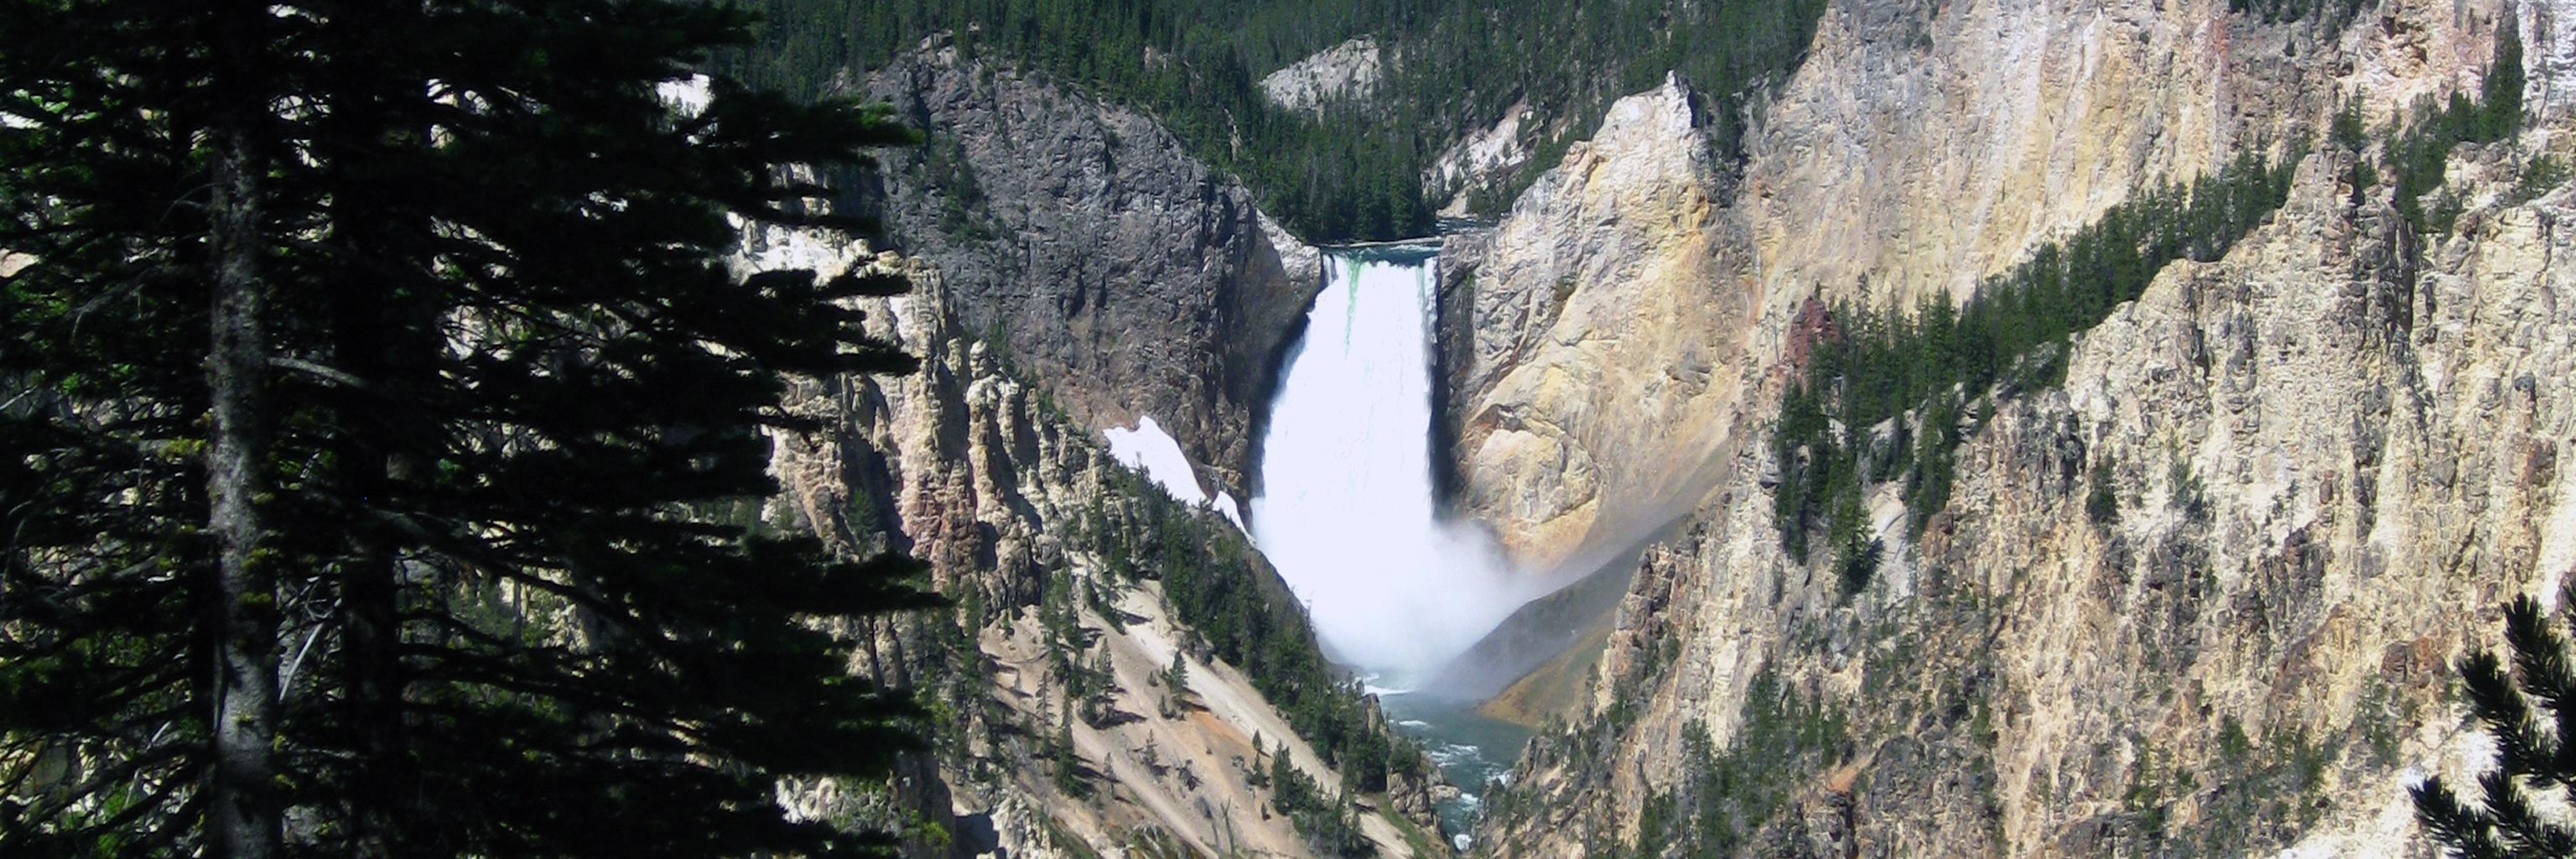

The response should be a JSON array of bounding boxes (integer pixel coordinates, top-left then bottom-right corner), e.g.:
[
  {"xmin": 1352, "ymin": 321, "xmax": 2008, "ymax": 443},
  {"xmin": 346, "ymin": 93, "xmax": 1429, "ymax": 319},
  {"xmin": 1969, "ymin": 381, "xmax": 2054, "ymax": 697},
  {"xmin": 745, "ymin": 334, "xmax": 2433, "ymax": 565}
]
[
  {"xmin": 1439, "ymin": 0, "xmax": 2440, "ymax": 577},
  {"xmin": 1437, "ymin": 75, "xmax": 1749, "ymax": 577},
  {"xmin": 1445, "ymin": 0, "xmax": 2576, "ymax": 855}
]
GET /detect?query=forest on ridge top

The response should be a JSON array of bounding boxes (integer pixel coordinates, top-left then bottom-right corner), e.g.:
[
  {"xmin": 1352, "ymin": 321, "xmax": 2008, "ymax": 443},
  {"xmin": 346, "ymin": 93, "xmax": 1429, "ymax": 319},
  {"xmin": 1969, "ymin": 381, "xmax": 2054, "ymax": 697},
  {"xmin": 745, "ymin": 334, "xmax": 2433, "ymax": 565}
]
[{"xmin": 719, "ymin": 0, "xmax": 1829, "ymax": 242}]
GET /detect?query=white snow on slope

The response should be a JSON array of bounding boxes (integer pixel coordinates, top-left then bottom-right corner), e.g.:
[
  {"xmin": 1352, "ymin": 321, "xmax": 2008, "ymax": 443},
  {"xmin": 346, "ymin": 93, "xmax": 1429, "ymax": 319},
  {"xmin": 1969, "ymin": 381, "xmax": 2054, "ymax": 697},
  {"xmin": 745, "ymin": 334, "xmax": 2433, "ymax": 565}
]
[{"xmin": 1104, "ymin": 416, "xmax": 1244, "ymax": 531}]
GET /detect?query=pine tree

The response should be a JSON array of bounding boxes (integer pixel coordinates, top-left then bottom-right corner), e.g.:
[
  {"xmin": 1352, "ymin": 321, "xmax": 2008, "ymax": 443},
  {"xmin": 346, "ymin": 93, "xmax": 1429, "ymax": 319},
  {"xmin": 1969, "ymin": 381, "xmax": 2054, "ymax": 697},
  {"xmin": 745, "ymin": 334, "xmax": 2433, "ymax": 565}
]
[
  {"xmin": 2414, "ymin": 586, "xmax": 2576, "ymax": 858},
  {"xmin": 3, "ymin": 1, "xmax": 937, "ymax": 856},
  {"xmin": 2478, "ymin": 13, "xmax": 2527, "ymax": 143},
  {"xmin": 1161, "ymin": 649, "xmax": 1191, "ymax": 717},
  {"xmin": 3, "ymin": 3, "xmax": 298, "ymax": 853}
]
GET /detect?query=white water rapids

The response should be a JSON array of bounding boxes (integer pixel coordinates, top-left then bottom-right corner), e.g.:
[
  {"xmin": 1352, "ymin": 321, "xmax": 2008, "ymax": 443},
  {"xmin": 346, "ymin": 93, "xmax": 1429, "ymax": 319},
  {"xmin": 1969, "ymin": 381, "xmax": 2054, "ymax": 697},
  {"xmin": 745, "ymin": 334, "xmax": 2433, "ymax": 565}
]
[{"xmin": 1249, "ymin": 250, "xmax": 1539, "ymax": 680}]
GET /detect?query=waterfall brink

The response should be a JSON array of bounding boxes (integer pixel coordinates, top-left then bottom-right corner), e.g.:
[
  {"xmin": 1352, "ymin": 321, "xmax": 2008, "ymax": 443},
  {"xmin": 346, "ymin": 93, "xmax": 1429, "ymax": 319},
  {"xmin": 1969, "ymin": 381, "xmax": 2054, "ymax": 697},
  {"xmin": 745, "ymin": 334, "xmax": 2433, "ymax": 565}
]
[{"xmin": 1251, "ymin": 250, "xmax": 1532, "ymax": 679}]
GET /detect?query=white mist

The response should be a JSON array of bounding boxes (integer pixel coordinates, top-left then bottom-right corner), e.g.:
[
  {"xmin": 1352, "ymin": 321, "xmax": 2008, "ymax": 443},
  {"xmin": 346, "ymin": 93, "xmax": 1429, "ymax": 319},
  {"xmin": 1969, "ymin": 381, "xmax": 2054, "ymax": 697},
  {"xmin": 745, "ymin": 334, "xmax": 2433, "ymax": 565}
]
[{"xmin": 1250, "ymin": 252, "xmax": 1535, "ymax": 680}]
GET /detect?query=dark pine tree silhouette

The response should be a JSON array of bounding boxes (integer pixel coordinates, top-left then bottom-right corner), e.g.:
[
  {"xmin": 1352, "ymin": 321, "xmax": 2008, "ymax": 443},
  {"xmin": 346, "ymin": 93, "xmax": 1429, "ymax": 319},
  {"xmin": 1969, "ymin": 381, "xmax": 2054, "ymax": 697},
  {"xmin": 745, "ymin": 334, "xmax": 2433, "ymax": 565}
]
[
  {"xmin": 3, "ymin": 2, "xmax": 936, "ymax": 856},
  {"xmin": 2414, "ymin": 585, "xmax": 2576, "ymax": 859},
  {"xmin": 3, "ymin": 3, "xmax": 288, "ymax": 853}
]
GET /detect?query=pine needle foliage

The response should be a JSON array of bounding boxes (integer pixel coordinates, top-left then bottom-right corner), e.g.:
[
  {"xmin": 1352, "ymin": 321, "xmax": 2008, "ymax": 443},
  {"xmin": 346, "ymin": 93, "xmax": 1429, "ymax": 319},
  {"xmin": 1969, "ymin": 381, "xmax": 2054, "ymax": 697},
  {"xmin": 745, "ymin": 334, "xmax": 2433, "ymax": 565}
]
[
  {"xmin": 2414, "ymin": 585, "xmax": 2576, "ymax": 859},
  {"xmin": 2, "ymin": 2, "xmax": 938, "ymax": 856}
]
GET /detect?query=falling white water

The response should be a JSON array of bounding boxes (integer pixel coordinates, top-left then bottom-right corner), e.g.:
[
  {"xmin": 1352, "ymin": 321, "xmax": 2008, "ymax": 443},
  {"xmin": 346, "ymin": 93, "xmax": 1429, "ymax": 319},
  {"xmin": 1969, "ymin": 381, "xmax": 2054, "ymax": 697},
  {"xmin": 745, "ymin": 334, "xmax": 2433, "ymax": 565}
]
[{"xmin": 1250, "ymin": 251, "xmax": 1535, "ymax": 679}]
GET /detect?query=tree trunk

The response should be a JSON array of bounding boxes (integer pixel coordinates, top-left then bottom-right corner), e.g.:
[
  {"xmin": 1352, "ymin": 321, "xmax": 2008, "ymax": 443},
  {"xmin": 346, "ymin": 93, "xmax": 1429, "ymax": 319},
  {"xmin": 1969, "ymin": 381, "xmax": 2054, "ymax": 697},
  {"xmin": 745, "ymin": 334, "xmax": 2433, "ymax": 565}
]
[
  {"xmin": 206, "ymin": 3, "xmax": 280, "ymax": 856},
  {"xmin": 325, "ymin": 82, "xmax": 422, "ymax": 859}
]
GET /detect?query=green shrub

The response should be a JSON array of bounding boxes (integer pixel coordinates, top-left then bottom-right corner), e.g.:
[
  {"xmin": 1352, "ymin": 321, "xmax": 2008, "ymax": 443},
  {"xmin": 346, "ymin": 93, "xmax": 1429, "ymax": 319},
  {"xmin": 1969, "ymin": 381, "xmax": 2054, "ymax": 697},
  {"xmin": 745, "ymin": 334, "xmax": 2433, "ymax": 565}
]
[{"xmin": 2087, "ymin": 459, "xmax": 2121, "ymax": 527}]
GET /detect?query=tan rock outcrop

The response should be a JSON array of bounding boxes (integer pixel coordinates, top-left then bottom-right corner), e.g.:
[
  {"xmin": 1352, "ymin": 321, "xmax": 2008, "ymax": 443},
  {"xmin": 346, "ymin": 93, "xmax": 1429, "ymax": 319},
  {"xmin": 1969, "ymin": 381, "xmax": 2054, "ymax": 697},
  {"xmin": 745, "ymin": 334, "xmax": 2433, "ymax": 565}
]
[
  {"xmin": 1442, "ymin": 75, "xmax": 1756, "ymax": 575},
  {"xmin": 1259, "ymin": 37, "xmax": 1384, "ymax": 115}
]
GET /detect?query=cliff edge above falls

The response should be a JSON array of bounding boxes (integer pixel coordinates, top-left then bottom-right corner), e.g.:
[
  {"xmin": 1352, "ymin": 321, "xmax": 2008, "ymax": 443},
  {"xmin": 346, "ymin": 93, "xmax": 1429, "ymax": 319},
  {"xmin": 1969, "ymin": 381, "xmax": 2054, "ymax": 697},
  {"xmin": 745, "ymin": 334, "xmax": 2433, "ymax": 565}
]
[{"xmin": 865, "ymin": 43, "xmax": 1322, "ymax": 502}]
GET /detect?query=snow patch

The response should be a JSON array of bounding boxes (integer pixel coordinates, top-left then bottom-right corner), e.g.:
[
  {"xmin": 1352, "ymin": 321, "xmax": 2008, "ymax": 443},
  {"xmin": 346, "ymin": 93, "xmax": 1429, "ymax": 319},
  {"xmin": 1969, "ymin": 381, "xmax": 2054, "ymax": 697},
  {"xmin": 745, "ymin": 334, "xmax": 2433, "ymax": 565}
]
[
  {"xmin": 1212, "ymin": 492, "xmax": 1247, "ymax": 532},
  {"xmin": 1105, "ymin": 415, "xmax": 1218, "ymax": 508},
  {"xmin": 1105, "ymin": 418, "xmax": 1245, "ymax": 533}
]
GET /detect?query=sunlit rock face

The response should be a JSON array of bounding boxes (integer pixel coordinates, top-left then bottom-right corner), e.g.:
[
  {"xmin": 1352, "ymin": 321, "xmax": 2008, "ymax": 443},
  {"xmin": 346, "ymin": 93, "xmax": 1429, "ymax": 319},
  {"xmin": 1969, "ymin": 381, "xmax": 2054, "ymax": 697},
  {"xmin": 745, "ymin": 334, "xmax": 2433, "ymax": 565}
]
[
  {"xmin": 1459, "ymin": 0, "xmax": 2576, "ymax": 856},
  {"xmin": 1259, "ymin": 36, "xmax": 1384, "ymax": 115},
  {"xmin": 1436, "ymin": 0, "xmax": 2524, "ymax": 579},
  {"xmin": 1440, "ymin": 75, "xmax": 1751, "ymax": 576}
]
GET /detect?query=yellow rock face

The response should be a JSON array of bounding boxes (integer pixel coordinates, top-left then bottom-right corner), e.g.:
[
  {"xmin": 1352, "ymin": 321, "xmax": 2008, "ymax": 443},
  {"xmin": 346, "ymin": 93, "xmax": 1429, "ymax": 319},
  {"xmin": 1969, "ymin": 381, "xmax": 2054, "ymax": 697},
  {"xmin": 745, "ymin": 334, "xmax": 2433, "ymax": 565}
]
[
  {"xmin": 1449, "ymin": 0, "xmax": 2522, "ymax": 579},
  {"xmin": 1464, "ymin": 0, "xmax": 2568, "ymax": 855},
  {"xmin": 1449, "ymin": 75, "xmax": 1758, "ymax": 575}
]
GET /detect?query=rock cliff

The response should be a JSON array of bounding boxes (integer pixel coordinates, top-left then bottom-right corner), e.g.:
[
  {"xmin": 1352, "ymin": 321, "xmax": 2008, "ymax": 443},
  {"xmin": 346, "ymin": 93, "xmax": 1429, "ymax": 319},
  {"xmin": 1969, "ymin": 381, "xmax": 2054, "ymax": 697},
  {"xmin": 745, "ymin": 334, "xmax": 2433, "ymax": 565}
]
[
  {"xmin": 1260, "ymin": 37, "xmax": 1385, "ymax": 115},
  {"xmin": 1445, "ymin": 0, "xmax": 2576, "ymax": 855},
  {"xmin": 1439, "ymin": 0, "xmax": 2456, "ymax": 575},
  {"xmin": 864, "ymin": 43, "xmax": 1322, "ymax": 502},
  {"xmin": 1488, "ymin": 133, "xmax": 2576, "ymax": 859},
  {"xmin": 1437, "ymin": 74, "xmax": 1751, "ymax": 577}
]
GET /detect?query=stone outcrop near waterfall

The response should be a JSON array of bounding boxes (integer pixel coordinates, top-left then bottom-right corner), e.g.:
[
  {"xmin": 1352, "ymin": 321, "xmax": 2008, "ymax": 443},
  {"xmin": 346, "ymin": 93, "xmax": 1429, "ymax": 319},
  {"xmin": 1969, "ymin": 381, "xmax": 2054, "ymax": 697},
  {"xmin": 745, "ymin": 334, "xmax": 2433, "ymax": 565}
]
[
  {"xmin": 864, "ymin": 42, "xmax": 1322, "ymax": 501},
  {"xmin": 1439, "ymin": 0, "xmax": 2576, "ymax": 855},
  {"xmin": 740, "ymin": 226, "xmax": 1441, "ymax": 857},
  {"xmin": 1437, "ymin": 75, "xmax": 1753, "ymax": 576}
]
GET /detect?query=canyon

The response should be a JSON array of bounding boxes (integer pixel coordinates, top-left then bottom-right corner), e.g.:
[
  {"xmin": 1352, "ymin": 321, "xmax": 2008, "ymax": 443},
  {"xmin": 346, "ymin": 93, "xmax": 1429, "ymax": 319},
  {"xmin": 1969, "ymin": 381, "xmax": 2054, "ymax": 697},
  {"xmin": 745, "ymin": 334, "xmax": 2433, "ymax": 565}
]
[
  {"xmin": 1438, "ymin": 1, "xmax": 2576, "ymax": 857},
  {"xmin": 747, "ymin": 0, "xmax": 2576, "ymax": 856}
]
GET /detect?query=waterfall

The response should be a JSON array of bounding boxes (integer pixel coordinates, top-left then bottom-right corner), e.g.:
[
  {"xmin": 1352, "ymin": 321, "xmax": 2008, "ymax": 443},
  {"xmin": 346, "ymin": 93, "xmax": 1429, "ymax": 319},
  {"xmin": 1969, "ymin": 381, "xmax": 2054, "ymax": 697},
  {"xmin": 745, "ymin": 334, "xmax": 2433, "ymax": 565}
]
[{"xmin": 1250, "ymin": 250, "xmax": 1532, "ymax": 680}]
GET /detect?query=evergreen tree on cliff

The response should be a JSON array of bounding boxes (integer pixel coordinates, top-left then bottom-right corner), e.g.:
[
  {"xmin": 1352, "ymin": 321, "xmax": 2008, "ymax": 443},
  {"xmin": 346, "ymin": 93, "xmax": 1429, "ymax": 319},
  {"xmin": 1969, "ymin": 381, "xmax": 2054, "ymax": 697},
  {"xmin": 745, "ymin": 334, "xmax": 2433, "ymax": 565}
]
[
  {"xmin": 2413, "ymin": 583, "xmax": 2576, "ymax": 858},
  {"xmin": 0, "ymin": 1, "xmax": 934, "ymax": 856}
]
